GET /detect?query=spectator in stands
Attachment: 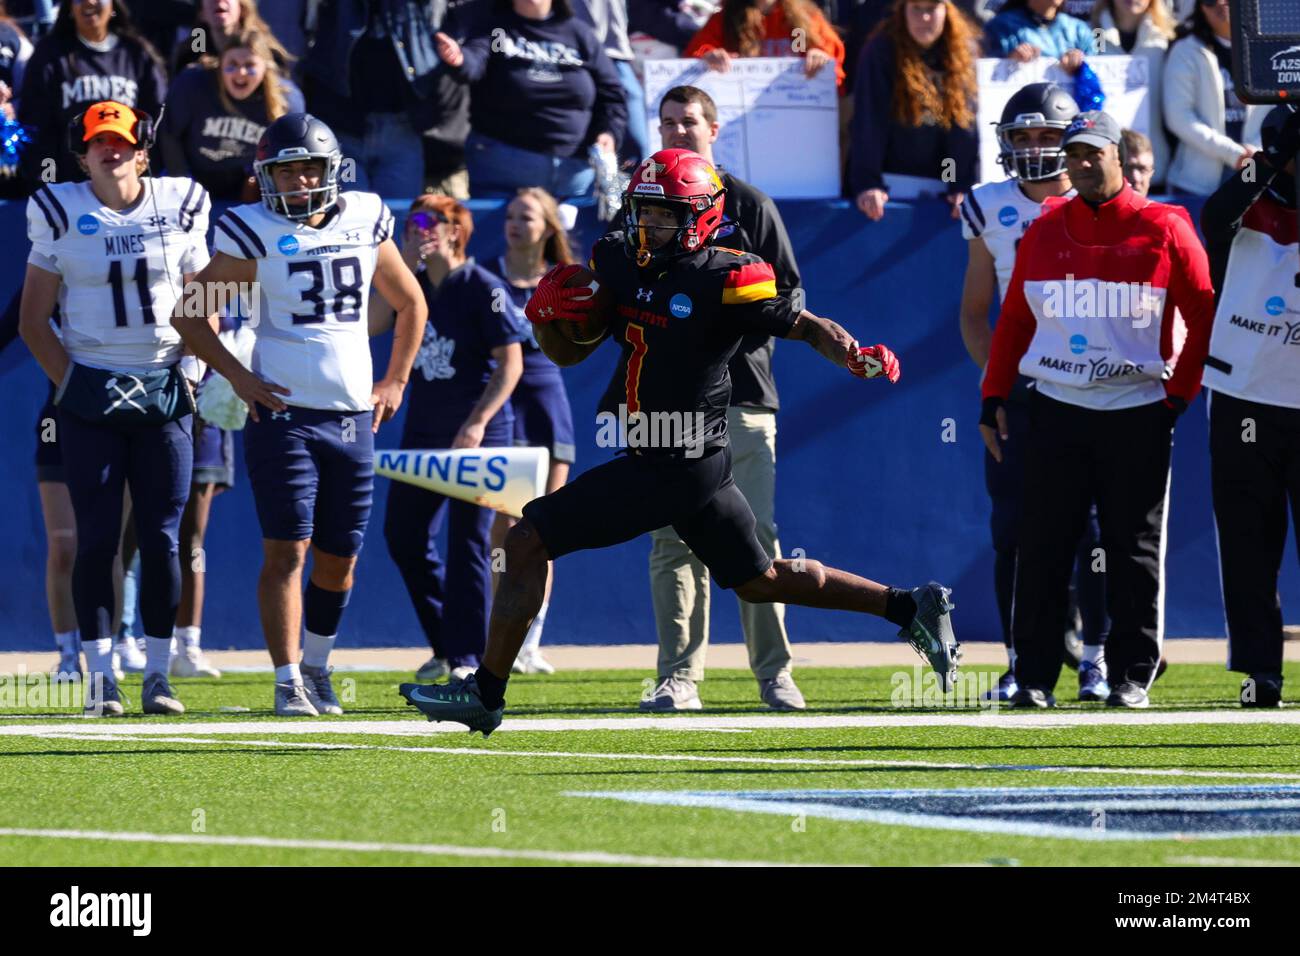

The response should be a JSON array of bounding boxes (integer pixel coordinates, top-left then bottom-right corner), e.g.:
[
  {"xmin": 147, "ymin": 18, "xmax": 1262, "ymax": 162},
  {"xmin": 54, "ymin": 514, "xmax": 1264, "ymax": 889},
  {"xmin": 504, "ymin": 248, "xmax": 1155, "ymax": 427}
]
[
  {"xmin": 1091, "ymin": 0, "xmax": 1173, "ymax": 188},
  {"xmin": 19, "ymin": 0, "xmax": 167, "ymax": 185},
  {"xmin": 301, "ymin": 0, "xmax": 450, "ymax": 201},
  {"xmin": 850, "ymin": 0, "xmax": 980, "ymax": 221},
  {"xmin": 1162, "ymin": 0, "xmax": 1268, "ymax": 196},
  {"xmin": 171, "ymin": 1, "xmax": 290, "ymax": 76},
  {"xmin": 575, "ymin": 0, "xmax": 647, "ymax": 166},
  {"xmin": 985, "ymin": 0, "xmax": 1094, "ymax": 71},
  {"xmin": 685, "ymin": 0, "xmax": 846, "ymax": 91},
  {"xmin": 161, "ymin": 29, "xmax": 303, "ymax": 200},
  {"xmin": 3, "ymin": 0, "xmax": 55, "ymax": 40},
  {"xmin": 489, "ymin": 186, "xmax": 578, "ymax": 676},
  {"xmin": 376, "ymin": 195, "xmax": 525, "ymax": 684},
  {"xmin": 434, "ymin": 0, "xmax": 627, "ymax": 201},
  {"xmin": 1121, "ymin": 126, "xmax": 1154, "ymax": 195},
  {"xmin": 0, "ymin": 2, "xmax": 34, "ymax": 194},
  {"xmin": 644, "ymin": 84, "xmax": 806, "ymax": 712},
  {"xmin": 628, "ymin": 0, "xmax": 717, "ymax": 53}
]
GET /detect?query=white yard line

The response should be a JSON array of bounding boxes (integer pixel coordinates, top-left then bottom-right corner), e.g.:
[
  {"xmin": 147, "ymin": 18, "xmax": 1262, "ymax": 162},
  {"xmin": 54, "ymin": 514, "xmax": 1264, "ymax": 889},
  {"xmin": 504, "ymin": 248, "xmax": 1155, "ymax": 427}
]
[
  {"xmin": 1166, "ymin": 856, "xmax": 1300, "ymax": 867},
  {"xmin": 3, "ymin": 710, "xmax": 1300, "ymax": 736},
  {"xmin": 25, "ymin": 731, "xmax": 1300, "ymax": 783},
  {"xmin": 0, "ymin": 827, "xmax": 800, "ymax": 867}
]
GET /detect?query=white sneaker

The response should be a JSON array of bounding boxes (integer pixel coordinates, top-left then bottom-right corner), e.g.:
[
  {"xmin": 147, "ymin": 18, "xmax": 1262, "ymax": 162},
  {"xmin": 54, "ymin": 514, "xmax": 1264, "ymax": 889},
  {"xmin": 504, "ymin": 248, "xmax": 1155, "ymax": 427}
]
[
  {"xmin": 301, "ymin": 665, "xmax": 343, "ymax": 715},
  {"xmin": 639, "ymin": 676, "xmax": 703, "ymax": 712},
  {"xmin": 115, "ymin": 637, "xmax": 147, "ymax": 673},
  {"xmin": 170, "ymin": 645, "xmax": 222, "ymax": 678},
  {"xmin": 111, "ymin": 652, "xmax": 124, "ymax": 683},
  {"xmin": 450, "ymin": 665, "xmax": 476, "ymax": 681},
  {"xmin": 512, "ymin": 647, "xmax": 556, "ymax": 675}
]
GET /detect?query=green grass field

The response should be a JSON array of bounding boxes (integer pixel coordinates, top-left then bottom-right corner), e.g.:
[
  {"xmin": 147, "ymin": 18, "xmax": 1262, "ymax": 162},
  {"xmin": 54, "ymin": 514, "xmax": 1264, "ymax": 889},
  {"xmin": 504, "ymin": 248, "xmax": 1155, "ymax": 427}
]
[{"xmin": 1, "ymin": 662, "xmax": 1298, "ymax": 866}]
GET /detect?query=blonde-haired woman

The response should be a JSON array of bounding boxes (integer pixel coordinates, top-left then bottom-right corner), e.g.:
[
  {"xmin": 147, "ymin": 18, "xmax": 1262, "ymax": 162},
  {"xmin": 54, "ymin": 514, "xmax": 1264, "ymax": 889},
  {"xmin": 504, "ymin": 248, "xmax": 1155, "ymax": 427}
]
[
  {"xmin": 1091, "ymin": 0, "xmax": 1175, "ymax": 189},
  {"xmin": 171, "ymin": 0, "xmax": 291, "ymax": 74},
  {"xmin": 161, "ymin": 29, "xmax": 303, "ymax": 200},
  {"xmin": 491, "ymin": 187, "xmax": 578, "ymax": 674}
]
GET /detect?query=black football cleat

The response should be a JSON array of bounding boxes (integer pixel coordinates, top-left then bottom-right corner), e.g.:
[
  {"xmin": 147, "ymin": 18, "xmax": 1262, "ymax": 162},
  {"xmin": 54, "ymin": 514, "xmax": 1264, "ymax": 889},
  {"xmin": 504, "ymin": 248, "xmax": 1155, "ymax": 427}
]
[
  {"xmin": 1009, "ymin": 687, "xmax": 1056, "ymax": 709},
  {"xmin": 1240, "ymin": 674, "xmax": 1283, "ymax": 708},
  {"xmin": 399, "ymin": 674, "xmax": 504, "ymax": 736}
]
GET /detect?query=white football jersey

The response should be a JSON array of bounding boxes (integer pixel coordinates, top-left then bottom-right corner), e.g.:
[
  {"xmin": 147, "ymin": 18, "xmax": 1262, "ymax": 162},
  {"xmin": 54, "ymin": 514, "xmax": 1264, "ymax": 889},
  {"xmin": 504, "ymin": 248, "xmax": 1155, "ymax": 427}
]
[
  {"xmin": 212, "ymin": 191, "xmax": 394, "ymax": 412},
  {"xmin": 959, "ymin": 178, "xmax": 1075, "ymax": 300},
  {"xmin": 26, "ymin": 177, "xmax": 211, "ymax": 371}
]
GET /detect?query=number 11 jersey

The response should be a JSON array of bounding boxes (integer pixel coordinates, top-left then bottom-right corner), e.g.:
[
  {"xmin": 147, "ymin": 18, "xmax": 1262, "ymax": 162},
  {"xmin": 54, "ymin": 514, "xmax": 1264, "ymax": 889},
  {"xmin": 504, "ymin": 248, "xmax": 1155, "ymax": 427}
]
[{"xmin": 213, "ymin": 191, "xmax": 395, "ymax": 412}]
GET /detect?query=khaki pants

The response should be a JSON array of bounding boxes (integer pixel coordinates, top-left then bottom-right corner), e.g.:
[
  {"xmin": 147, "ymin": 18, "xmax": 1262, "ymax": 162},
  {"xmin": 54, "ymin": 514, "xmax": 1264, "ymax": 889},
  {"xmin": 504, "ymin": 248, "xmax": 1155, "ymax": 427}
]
[{"xmin": 649, "ymin": 407, "xmax": 791, "ymax": 681}]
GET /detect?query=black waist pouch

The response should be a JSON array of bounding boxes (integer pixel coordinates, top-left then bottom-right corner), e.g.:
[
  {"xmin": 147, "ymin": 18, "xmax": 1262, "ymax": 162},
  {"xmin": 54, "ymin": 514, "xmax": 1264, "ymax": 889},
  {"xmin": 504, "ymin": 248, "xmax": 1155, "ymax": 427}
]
[{"xmin": 55, "ymin": 362, "xmax": 196, "ymax": 426}]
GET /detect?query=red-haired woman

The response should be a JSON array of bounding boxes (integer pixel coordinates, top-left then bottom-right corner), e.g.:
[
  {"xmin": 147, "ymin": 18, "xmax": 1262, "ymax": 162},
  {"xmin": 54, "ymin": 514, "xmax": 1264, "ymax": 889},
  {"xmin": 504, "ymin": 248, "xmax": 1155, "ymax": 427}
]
[
  {"xmin": 686, "ymin": 0, "xmax": 846, "ymax": 90},
  {"xmin": 850, "ymin": 0, "xmax": 980, "ymax": 221}
]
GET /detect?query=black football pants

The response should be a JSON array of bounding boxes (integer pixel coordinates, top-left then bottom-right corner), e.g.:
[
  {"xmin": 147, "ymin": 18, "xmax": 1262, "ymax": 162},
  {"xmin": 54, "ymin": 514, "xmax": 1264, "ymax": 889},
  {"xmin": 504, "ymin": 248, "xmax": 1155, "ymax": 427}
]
[
  {"xmin": 1012, "ymin": 392, "xmax": 1172, "ymax": 693},
  {"xmin": 1210, "ymin": 391, "xmax": 1300, "ymax": 677}
]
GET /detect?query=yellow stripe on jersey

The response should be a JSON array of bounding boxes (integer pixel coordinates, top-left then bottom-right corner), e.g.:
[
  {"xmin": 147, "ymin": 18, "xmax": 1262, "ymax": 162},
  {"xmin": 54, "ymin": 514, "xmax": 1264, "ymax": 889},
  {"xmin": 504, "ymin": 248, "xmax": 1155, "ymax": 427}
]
[{"xmin": 722, "ymin": 279, "xmax": 778, "ymax": 304}]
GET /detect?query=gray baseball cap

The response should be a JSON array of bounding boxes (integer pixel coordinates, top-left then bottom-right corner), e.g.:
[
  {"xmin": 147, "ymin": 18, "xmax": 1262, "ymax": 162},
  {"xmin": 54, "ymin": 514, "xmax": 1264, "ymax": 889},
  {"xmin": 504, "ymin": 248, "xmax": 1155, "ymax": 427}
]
[{"xmin": 1062, "ymin": 111, "xmax": 1122, "ymax": 149}]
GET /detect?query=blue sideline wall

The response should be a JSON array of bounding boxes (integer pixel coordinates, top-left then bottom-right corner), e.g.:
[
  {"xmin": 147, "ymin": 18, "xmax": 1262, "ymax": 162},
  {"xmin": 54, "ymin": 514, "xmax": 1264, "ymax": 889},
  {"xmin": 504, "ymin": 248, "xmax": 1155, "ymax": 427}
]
[{"xmin": 1, "ymin": 195, "xmax": 1294, "ymax": 651}]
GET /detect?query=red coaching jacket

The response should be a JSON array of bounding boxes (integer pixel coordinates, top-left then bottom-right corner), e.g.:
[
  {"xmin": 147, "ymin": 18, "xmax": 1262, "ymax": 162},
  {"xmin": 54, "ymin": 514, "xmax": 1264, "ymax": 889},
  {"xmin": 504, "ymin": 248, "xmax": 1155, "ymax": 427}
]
[{"xmin": 982, "ymin": 184, "xmax": 1216, "ymax": 411}]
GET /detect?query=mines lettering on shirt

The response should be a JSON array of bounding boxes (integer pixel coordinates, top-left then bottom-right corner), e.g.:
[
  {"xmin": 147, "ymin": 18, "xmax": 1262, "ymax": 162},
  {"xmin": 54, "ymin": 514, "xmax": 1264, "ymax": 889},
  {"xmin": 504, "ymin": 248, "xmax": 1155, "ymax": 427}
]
[
  {"xmin": 407, "ymin": 258, "xmax": 526, "ymax": 434},
  {"xmin": 212, "ymin": 191, "xmax": 395, "ymax": 412},
  {"xmin": 164, "ymin": 64, "xmax": 306, "ymax": 200},
  {"xmin": 589, "ymin": 232, "xmax": 799, "ymax": 450},
  {"xmin": 982, "ymin": 184, "xmax": 1216, "ymax": 411},
  {"xmin": 457, "ymin": 11, "xmax": 628, "ymax": 158},
  {"xmin": 18, "ymin": 31, "xmax": 166, "ymax": 182}
]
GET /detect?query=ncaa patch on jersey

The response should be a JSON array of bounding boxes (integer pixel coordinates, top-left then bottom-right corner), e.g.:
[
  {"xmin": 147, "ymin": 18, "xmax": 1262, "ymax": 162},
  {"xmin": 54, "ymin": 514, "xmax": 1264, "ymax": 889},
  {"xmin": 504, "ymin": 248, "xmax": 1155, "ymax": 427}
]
[
  {"xmin": 998, "ymin": 205, "xmax": 1018, "ymax": 227},
  {"xmin": 76, "ymin": 214, "xmax": 98, "ymax": 235},
  {"xmin": 278, "ymin": 234, "xmax": 300, "ymax": 255},
  {"xmin": 669, "ymin": 294, "xmax": 693, "ymax": 318},
  {"xmin": 1069, "ymin": 334, "xmax": 1088, "ymax": 355}
]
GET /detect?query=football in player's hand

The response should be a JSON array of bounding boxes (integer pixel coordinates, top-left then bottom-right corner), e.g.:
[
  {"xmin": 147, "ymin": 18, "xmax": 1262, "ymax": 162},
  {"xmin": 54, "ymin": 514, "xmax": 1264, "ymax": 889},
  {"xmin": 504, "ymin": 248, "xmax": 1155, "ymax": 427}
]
[{"xmin": 554, "ymin": 265, "xmax": 612, "ymax": 345}]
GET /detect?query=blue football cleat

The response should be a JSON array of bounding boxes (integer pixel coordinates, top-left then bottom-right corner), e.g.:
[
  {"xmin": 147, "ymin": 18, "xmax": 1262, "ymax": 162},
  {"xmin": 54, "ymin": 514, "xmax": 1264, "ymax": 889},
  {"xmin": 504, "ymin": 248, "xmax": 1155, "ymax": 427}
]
[
  {"xmin": 1077, "ymin": 661, "xmax": 1110, "ymax": 702},
  {"xmin": 982, "ymin": 669, "xmax": 1018, "ymax": 702},
  {"xmin": 399, "ymin": 674, "xmax": 504, "ymax": 737}
]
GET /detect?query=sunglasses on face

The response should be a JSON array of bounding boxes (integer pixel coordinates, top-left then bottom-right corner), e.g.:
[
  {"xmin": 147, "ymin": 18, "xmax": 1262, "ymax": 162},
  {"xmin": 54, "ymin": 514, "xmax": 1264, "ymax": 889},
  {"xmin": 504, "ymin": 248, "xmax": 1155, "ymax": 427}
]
[{"xmin": 408, "ymin": 211, "xmax": 447, "ymax": 231}]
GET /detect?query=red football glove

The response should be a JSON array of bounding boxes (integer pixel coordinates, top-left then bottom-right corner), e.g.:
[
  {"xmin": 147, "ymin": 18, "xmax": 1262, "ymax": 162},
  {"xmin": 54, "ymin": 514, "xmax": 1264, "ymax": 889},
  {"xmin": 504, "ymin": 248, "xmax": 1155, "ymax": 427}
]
[
  {"xmin": 848, "ymin": 343, "xmax": 900, "ymax": 383},
  {"xmin": 524, "ymin": 264, "xmax": 597, "ymax": 325}
]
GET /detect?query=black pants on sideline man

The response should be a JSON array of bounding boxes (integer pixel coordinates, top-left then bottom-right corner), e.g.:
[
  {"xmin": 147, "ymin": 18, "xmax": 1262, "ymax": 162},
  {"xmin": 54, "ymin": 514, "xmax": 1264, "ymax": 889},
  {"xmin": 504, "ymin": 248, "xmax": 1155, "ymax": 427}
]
[
  {"xmin": 1012, "ymin": 392, "xmax": 1172, "ymax": 693},
  {"xmin": 1210, "ymin": 391, "xmax": 1300, "ymax": 678}
]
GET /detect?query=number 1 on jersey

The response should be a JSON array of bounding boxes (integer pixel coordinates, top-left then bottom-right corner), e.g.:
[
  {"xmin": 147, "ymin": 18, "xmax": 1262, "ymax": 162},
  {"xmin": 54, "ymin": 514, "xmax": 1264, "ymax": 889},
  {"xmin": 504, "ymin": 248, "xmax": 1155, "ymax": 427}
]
[
  {"xmin": 625, "ymin": 322, "xmax": 647, "ymax": 413},
  {"xmin": 108, "ymin": 258, "xmax": 155, "ymax": 327}
]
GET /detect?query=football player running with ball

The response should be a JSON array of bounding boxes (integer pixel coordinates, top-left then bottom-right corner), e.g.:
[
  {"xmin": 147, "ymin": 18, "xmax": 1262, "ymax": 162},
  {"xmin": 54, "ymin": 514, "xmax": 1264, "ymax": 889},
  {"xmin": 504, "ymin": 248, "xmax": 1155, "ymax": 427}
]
[
  {"xmin": 175, "ymin": 114, "xmax": 426, "ymax": 716},
  {"xmin": 399, "ymin": 148, "xmax": 960, "ymax": 734}
]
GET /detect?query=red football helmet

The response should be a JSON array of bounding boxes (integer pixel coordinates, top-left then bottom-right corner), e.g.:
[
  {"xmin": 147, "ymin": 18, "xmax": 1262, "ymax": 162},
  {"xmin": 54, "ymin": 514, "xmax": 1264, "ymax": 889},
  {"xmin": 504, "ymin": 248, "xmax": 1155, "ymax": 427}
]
[{"xmin": 622, "ymin": 148, "xmax": 726, "ymax": 267}]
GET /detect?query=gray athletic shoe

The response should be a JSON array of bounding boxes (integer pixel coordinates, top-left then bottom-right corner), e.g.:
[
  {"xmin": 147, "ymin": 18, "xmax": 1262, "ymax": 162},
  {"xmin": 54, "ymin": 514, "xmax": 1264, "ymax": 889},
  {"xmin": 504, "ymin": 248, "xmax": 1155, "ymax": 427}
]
[
  {"xmin": 415, "ymin": 656, "xmax": 449, "ymax": 682},
  {"xmin": 759, "ymin": 671, "xmax": 807, "ymax": 711},
  {"xmin": 275, "ymin": 681, "xmax": 319, "ymax": 717},
  {"xmin": 900, "ymin": 582, "xmax": 961, "ymax": 693},
  {"xmin": 142, "ymin": 673, "xmax": 185, "ymax": 715},
  {"xmin": 301, "ymin": 664, "xmax": 343, "ymax": 715},
  {"xmin": 639, "ymin": 676, "xmax": 703, "ymax": 712},
  {"xmin": 82, "ymin": 672, "xmax": 125, "ymax": 717}
]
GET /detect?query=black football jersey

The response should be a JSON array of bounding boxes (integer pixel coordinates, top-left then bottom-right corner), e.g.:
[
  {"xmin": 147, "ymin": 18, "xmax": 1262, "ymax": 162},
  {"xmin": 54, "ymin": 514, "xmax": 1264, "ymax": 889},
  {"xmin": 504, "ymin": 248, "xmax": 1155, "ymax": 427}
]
[{"xmin": 591, "ymin": 232, "xmax": 800, "ymax": 451}]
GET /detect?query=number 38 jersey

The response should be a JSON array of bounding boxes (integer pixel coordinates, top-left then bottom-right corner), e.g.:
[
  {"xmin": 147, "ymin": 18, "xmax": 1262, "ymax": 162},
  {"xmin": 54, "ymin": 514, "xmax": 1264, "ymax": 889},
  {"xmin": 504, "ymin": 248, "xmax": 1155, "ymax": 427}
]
[
  {"xmin": 26, "ymin": 177, "xmax": 212, "ymax": 370},
  {"xmin": 213, "ymin": 191, "xmax": 394, "ymax": 412}
]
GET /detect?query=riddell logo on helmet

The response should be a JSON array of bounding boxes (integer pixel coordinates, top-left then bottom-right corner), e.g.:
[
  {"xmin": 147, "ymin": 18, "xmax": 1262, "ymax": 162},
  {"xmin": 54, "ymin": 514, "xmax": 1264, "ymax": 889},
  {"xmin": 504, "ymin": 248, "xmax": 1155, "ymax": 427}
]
[{"xmin": 633, "ymin": 183, "xmax": 665, "ymax": 196}]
